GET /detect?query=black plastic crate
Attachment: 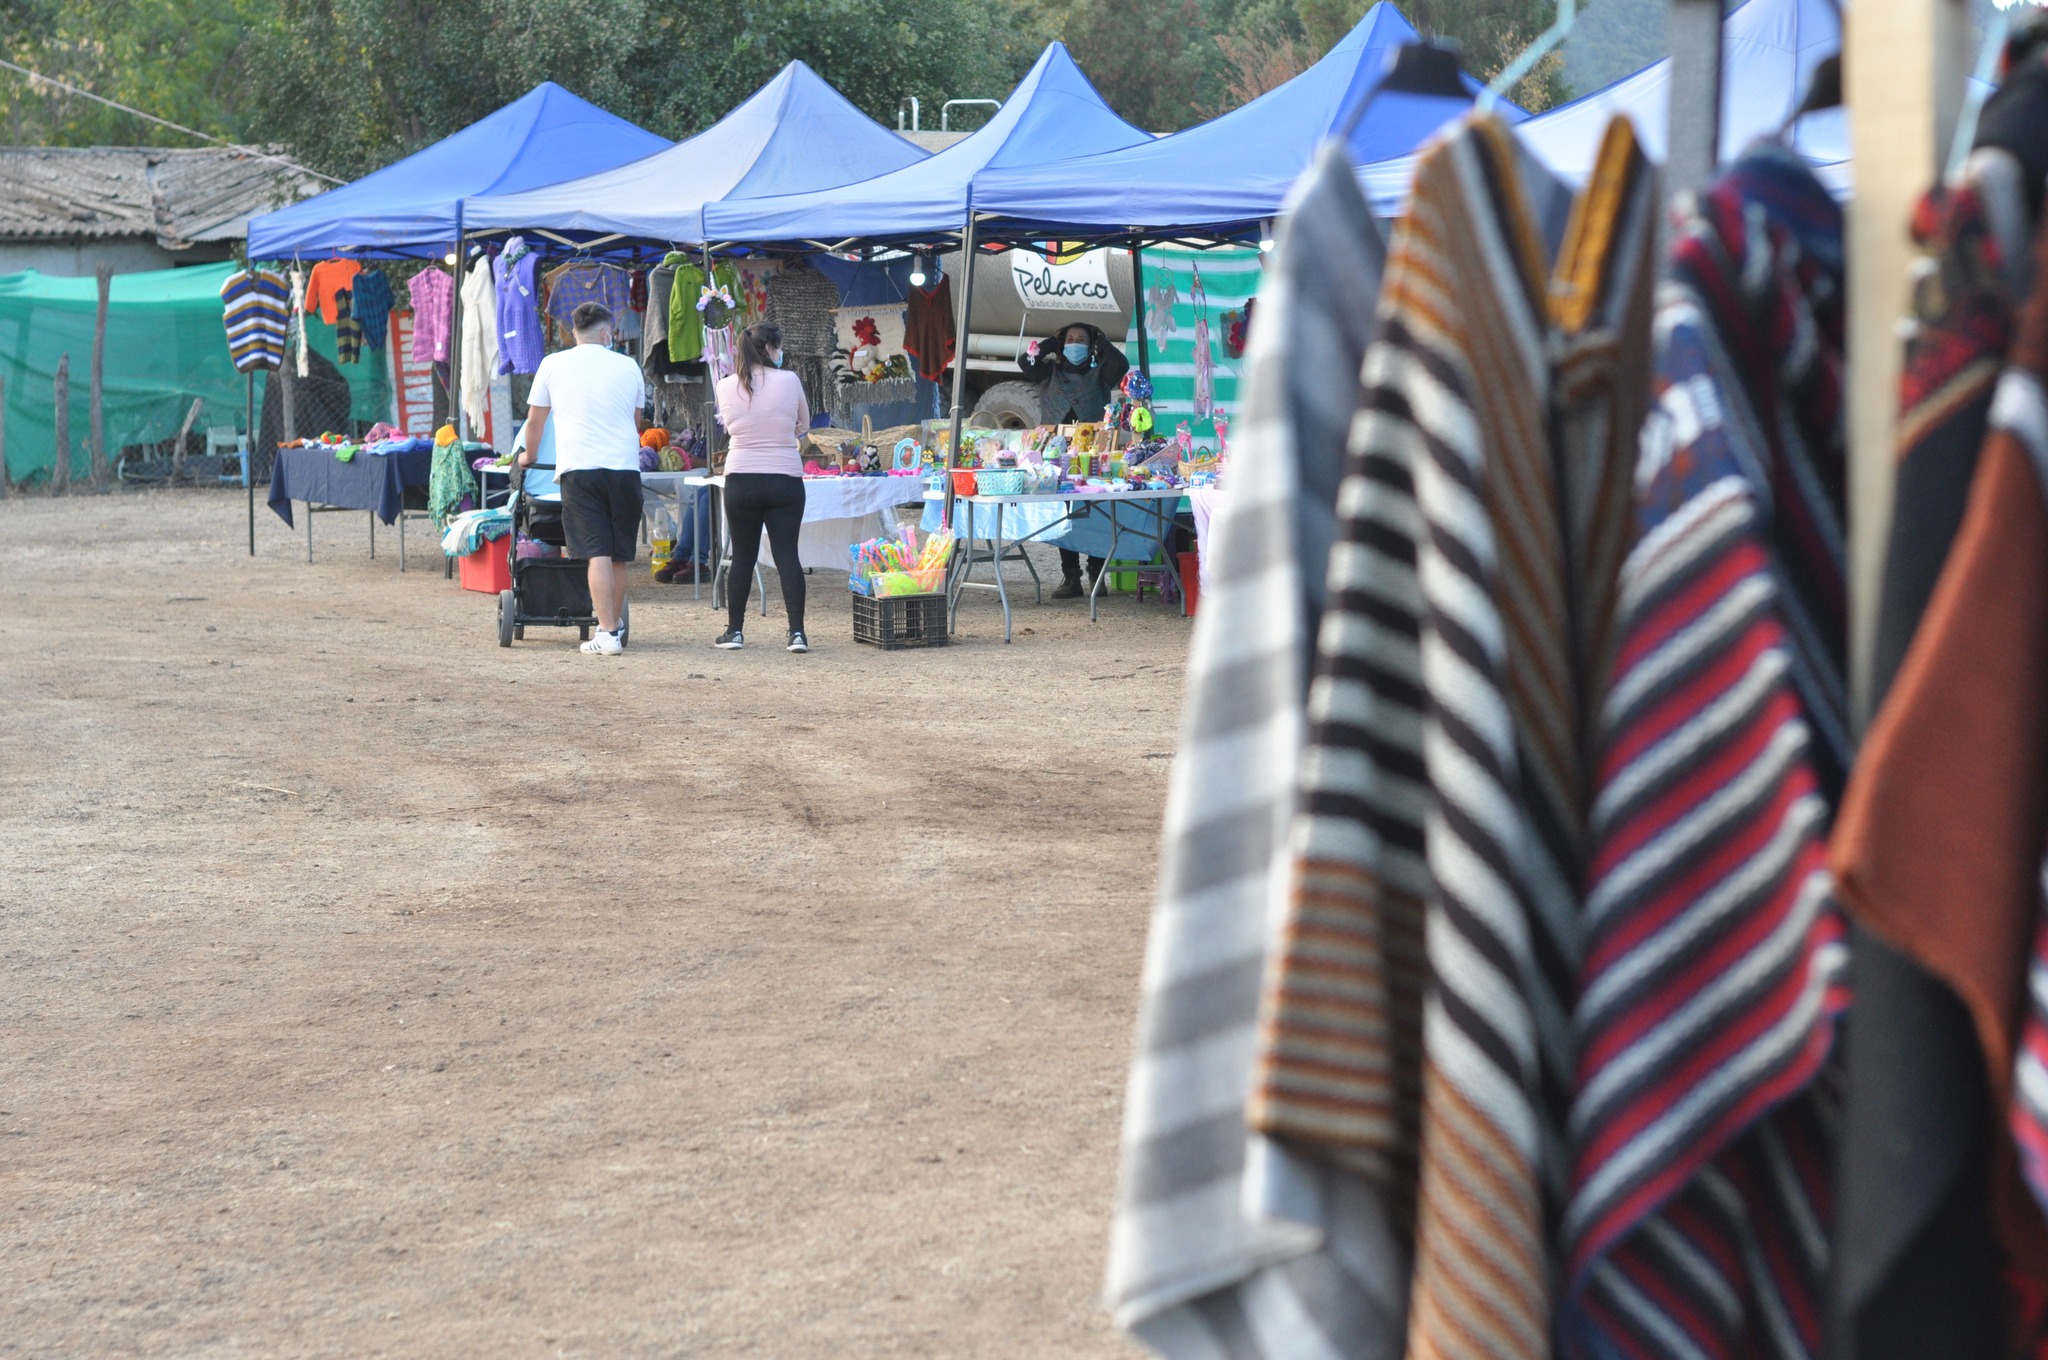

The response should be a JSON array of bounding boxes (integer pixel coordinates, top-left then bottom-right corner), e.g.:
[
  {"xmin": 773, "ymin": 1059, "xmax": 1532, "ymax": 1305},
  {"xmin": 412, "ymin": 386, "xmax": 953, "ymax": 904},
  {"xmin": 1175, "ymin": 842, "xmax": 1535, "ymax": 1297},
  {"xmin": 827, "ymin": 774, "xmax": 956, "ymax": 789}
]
[{"xmin": 851, "ymin": 591, "xmax": 948, "ymax": 649}]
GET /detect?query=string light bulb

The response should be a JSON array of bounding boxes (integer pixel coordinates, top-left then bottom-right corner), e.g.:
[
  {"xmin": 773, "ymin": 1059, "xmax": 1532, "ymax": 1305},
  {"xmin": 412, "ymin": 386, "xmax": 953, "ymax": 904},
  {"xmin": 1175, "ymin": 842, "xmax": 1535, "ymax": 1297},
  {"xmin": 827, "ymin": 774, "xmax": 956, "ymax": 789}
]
[{"xmin": 909, "ymin": 254, "xmax": 928, "ymax": 287}]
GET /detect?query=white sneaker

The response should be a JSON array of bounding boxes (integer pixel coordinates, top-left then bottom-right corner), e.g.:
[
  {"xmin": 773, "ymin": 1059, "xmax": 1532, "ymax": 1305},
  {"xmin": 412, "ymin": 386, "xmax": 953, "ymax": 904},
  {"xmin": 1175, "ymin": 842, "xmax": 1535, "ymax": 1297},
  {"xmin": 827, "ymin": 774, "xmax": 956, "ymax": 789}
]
[{"xmin": 581, "ymin": 630, "xmax": 623, "ymax": 656}]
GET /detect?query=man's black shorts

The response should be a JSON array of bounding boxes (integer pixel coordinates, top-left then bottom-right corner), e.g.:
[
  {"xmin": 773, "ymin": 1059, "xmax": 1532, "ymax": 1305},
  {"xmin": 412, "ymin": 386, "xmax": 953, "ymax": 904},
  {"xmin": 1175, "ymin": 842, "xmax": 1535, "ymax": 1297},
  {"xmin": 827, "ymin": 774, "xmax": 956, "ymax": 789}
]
[{"xmin": 558, "ymin": 469, "xmax": 643, "ymax": 562}]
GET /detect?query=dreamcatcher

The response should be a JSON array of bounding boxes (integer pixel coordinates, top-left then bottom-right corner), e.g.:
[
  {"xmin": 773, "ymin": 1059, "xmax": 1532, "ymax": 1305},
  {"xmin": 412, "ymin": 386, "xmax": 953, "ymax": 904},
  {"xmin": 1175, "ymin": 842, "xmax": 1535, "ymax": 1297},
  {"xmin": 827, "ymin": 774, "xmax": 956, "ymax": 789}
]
[
  {"xmin": 1190, "ymin": 264, "xmax": 1214, "ymax": 422},
  {"xmin": 1144, "ymin": 276, "xmax": 1179, "ymax": 346},
  {"xmin": 699, "ymin": 279, "xmax": 738, "ymax": 380}
]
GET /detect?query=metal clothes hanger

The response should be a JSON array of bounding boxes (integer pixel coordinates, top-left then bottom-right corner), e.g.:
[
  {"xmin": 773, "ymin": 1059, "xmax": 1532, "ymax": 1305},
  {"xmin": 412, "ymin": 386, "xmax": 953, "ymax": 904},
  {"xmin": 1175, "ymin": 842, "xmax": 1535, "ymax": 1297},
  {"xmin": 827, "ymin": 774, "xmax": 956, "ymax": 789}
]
[
  {"xmin": 1479, "ymin": 0, "xmax": 1578, "ymax": 115},
  {"xmin": 1335, "ymin": 39, "xmax": 1470, "ymax": 140}
]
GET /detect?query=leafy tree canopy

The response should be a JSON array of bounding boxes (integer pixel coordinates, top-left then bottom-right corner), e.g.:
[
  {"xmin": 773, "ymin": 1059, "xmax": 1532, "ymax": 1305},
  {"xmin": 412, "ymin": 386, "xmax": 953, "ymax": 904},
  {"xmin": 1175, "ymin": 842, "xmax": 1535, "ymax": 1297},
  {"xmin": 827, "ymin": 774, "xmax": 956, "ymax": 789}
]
[{"xmin": 4, "ymin": 0, "xmax": 1575, "ymax": 180}]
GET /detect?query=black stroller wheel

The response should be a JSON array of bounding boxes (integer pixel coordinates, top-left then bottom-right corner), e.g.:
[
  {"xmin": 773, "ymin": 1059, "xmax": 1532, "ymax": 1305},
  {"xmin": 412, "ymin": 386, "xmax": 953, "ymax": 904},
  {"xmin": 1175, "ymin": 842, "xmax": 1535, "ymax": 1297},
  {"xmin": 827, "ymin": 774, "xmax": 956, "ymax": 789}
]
[
  {"xmin": 579, "ymin": 625, "xmax": 591, "ymax": 642},
  {"xmin": 497, "ymin": 590, "xmax": 515, "ymax": 648}
]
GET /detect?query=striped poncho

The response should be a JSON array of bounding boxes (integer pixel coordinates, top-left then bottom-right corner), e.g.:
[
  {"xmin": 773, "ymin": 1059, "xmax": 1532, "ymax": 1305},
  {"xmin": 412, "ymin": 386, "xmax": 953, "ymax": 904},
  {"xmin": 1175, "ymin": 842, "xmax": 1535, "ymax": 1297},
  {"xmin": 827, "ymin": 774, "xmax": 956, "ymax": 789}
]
[
  {"xmin": 1106, "ymin": 143, "xmax": 1397, "ymax": 1358},
  {"xmin": 1566, "ymin": 146, "xmax": 1851, "ymax": 1359},
  {"xmin": 1251, "ymin": 114, "xmax": 1656, "ymax": 1360}
]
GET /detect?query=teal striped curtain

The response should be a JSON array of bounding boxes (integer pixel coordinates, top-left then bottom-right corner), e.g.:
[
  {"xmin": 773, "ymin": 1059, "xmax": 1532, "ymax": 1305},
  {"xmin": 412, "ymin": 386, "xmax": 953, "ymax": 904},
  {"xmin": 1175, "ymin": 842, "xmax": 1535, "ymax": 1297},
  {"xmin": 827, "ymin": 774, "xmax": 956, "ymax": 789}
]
[{"xmin": 1125, "ymin": 245, "xmax": 1263, "ymax": 446}]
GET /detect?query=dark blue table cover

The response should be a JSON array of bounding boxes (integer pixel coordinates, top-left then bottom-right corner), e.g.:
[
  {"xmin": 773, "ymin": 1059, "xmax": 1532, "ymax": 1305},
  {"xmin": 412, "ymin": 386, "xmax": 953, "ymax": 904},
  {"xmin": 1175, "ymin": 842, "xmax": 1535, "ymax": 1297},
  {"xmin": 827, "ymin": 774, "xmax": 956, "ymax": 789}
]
[{"xmin": 268, "ymin": 446, "xmax": 433, "ymax": 527}]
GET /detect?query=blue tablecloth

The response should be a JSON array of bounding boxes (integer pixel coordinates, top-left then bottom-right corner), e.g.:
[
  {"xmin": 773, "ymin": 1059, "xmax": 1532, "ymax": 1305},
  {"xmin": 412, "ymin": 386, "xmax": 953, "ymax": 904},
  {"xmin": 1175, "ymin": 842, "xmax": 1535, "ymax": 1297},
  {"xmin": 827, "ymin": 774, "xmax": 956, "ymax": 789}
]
[
  {"xmin": 921, "ymin": 492, "xmax": 1186, "ymax": 560},
  {"xmin": 268, "ymin": 445, "xmax": 433, "ymax": 527}
]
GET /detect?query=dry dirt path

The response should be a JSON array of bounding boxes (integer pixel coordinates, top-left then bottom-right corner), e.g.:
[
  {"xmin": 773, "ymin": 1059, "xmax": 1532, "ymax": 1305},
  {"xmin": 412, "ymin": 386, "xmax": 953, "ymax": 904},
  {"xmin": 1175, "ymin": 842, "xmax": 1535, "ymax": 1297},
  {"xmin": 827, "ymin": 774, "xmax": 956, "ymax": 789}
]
[{"xmin": 1, "ymin": 489, "xmax": 1184, "ymax": 1358}]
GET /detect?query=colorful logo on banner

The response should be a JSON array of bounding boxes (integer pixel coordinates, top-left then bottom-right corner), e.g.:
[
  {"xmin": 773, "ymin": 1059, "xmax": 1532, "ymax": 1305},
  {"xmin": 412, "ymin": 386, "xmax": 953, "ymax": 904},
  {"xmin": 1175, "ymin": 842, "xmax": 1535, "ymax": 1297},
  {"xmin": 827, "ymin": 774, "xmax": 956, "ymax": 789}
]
[{"xmin": 1009, "ymin": 245, "xmax": 1118, "ymax": 313}]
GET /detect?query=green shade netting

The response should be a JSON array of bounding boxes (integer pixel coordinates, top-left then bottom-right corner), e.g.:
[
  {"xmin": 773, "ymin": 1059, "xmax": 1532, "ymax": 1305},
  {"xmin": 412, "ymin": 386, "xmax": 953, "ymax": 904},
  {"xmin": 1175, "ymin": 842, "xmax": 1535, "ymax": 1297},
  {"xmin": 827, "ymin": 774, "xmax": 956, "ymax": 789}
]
[{"xmin": 0, "ymin": 263, "xmax": 391, "ymax": 485}]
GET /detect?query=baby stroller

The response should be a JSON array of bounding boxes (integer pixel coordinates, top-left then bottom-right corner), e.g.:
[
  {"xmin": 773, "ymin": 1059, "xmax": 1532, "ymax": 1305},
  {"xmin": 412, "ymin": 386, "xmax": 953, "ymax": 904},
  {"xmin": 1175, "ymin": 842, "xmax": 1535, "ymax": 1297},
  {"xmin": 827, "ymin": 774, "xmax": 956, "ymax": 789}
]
[{"xmin": 495, "ymin": 456, "xmax": 630, "ymax": 648}]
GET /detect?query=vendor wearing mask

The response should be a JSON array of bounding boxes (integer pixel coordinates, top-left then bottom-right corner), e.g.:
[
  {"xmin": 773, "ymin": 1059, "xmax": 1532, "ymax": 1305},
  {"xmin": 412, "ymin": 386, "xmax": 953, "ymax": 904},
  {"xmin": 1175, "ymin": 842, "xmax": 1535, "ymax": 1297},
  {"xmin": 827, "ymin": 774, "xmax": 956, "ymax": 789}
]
[{"xmin": 1018, "ymin": 322, "xmax": 1130, "ymax": 599}]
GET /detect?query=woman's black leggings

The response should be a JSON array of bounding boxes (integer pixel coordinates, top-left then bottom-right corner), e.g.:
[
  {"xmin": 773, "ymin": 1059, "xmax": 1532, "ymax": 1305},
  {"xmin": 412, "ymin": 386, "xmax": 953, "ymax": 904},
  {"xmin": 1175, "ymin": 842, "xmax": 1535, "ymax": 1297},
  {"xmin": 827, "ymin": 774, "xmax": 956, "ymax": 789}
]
[{"xmin": 724, "ymin": 473, "xmax": 806, "ymax": 633}]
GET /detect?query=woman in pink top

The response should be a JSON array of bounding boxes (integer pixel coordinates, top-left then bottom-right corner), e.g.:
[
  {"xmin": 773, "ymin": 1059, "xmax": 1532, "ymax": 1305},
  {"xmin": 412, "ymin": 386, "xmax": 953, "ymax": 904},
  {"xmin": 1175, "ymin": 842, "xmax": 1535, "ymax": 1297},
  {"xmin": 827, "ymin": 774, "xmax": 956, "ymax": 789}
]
[{"xmin": 713, "ymin": 322, "xmax": 812, "ymax": 652}]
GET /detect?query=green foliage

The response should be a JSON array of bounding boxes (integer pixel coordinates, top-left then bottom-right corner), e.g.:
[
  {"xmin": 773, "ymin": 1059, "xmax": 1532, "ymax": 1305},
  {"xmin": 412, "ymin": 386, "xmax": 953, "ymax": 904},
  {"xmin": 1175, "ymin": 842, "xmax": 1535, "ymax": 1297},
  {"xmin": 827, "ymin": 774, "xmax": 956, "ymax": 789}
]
[
  {"xmin": 235, "ymin": 0, "xmax": 1050, "ymax": 181},
  {"xmin": 1561, "ymin": 0, "xmax": 1663, "ymax": 94},
  {"xmin": 3, "ymin": 0, "xmax": 266, "ymax": 148},
  {"xmin": 6, "ymin": 0, "xmax": 1581, "ymax": 183},
  {"xmin": 1045, "ymin": 0, "xmax": 1227, "ymax": 133}
]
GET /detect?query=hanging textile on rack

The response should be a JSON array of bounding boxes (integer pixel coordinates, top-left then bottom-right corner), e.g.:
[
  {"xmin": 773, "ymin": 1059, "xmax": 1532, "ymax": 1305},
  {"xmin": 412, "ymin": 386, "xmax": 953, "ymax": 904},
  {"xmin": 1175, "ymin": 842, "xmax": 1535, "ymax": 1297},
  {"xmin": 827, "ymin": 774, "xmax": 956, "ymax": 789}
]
[
  {"xmin": 351, "ymin": 267, "xmax": 394, "ymax": 350},
  {"xmin": 493, "ymin": 238, "xmax": 543, "ymax": 375},
  {"xmin": 1105, "ymin": 141, "xmax": 1392, "ymax": 1358},
  {"xmin": 542, "ymin": 260, "xmax": 632, "ymax": 346},
  {"xmin": 460, "ymin": 258, "xmax": 500, "ymax": 434},
  {"xmin": 289, "ymin": 264, "xmax": 309, "ymax": 378},
  {"xmin": 664, "ymin": 253, "xmax": 708, "ymax": 361},
  {"xmin": 305, "ymin": 258, "xmax": 361, "ymax": 326},
  {"xmin": 903, "ymin": 276, "xmax": 955, "ymax": 383},
  {"xmin": 1831, "ymin": 211, "xmax": 2048, "ymax": 1339},
  {"xmin": 334, "ymin": 287, "xmax": 362, "ymax": 364},
  {"xmin": 1569, "ymin": 144, "xmax": 1850, "ymax": 1360},
  {"xmin": 1828, "ymin": 157, "xmax": 2031, "ymax": 1360},
  {"xmin": 765, "ymin": 258, "xmax": 841, "ymax": 413},
  {"xmin": 1190, "ymin": 265, "xmax": 1214, "ymax": 421},
  {"xmin": 220, "ymin": 266, "xmax": 290, "ymax": 373},
  {"xmin": 407, "ymin": 266, "xmax": 455, "ymax": 366}
]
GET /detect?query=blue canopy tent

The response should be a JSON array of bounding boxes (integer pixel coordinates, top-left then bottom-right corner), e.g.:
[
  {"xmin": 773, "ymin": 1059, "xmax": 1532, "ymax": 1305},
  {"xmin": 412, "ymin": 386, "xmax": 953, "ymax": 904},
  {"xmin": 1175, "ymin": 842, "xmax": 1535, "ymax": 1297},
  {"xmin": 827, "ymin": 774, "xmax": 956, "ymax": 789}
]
[
  {"xmin": 698, "ymin": 41, "xmax": 1151, "ymax": 526},
  {"xmin": 244, "ymin": 82, "xmax": 670, "ymax": 261},
  {"xmin": 1357, "ymin": 0, "xmax": 1845, "ymax": 213},
  {"xmin": 461, "ymin": 62, "xmax": 928, "ymax": 249},
  {"xmin": 697, "ymin": 43, "xmax": 1149, "ymax": 251},
  {"xmin": 971, "ymin": 3, "xmax": 1521, "ymax": 244}
]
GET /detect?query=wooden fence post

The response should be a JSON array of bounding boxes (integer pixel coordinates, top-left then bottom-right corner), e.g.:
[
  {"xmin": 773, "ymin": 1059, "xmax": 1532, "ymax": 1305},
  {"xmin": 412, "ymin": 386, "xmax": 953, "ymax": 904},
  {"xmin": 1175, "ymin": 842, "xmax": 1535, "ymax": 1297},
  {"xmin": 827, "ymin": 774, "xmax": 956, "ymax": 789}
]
[
  {"xmin": 89, "ymin": 262, "xmax": 110, "ymax": 492},
  {"xmin": 170, "ymin": 398, "xmax": 204, "ymax": 484},
  {"xmin": 51, "ymin": 354, "xmax": 70, "ymax": 496}
]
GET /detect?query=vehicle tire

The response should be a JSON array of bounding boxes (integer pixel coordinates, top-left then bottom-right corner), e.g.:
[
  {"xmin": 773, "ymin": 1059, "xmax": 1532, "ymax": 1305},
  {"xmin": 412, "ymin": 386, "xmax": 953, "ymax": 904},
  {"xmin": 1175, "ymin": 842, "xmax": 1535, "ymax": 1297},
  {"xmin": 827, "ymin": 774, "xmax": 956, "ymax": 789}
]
[
  {"xmin": 617, "ymin": 599, "xmax": 631, "ymax": 650},
  {"xmin": 498, "ymin": 590, "xmax": 515, "ymax": 648},
  {"xmin": 970, "ymin": 381, "xmax": 1044, "ymax": 429}
]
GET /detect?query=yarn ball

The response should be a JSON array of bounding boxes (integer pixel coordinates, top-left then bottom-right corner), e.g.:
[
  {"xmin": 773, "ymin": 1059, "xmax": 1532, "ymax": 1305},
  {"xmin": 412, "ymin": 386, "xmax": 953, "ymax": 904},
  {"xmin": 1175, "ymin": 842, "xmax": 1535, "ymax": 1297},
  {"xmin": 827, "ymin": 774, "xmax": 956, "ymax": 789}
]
[{"xmin": 640, "ymin": 427, "xmax": 670, "ymax": 450}]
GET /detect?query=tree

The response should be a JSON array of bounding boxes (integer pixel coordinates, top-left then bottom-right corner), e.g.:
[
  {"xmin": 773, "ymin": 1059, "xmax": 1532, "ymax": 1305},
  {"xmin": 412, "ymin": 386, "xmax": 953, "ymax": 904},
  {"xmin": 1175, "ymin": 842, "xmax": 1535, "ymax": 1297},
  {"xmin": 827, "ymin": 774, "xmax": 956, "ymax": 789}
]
[
  {"xmin": 3, "ymin": 0, "xmax": 264, "ymax": 149},
  {"xmin": 235, "ymin": 0, "xmax": 1049, "ymax": 181},
  {"xmin": 1046, "ymin": 0, "xmax": 1218, "ymax": 133}
]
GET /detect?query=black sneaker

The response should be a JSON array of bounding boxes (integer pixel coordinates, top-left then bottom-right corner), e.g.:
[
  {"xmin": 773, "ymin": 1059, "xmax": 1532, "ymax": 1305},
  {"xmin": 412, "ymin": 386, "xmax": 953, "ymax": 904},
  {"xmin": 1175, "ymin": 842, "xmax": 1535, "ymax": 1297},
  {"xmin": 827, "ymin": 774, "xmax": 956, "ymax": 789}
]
[
  {"xmin": 787, "ymin": 630, "xmax": 810, "ymax": 653},
  {"xmin": 714, "ymin": 629, "xmax": 744, "ymax": 650}
]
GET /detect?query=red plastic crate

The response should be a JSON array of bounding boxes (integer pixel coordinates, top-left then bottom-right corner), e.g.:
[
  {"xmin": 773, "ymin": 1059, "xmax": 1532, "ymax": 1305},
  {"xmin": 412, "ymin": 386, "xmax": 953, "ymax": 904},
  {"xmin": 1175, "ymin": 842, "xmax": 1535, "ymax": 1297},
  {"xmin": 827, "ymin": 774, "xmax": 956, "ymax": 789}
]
[{"xmin": 458, "ymin": 538, "xmax": 512, "ymax": 594}]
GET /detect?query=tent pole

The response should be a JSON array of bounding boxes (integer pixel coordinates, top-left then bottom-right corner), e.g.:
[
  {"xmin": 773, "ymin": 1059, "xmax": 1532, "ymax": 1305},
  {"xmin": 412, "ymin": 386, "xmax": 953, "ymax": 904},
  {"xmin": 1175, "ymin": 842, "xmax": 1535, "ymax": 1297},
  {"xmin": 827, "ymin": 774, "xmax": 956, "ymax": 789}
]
[
  {"xmin": 1130, "ymin": 240, "xmax": 1150, "ymax": 378},
  {"xmin": 246, "ymin": 369, "xmax": 256, "ymax": 556},
  {"xmin": 942, "ymin": 205, "xmax": 979, "ymax": 531},
  {"xmin": 452, "ymin": 210, "xmax": 467, "ymax": 440}
]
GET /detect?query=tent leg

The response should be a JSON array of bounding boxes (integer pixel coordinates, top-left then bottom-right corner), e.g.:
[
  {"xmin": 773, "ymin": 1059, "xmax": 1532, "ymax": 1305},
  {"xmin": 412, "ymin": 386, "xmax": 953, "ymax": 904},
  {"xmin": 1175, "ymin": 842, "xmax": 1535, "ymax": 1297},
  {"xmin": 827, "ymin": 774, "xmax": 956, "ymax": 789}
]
[
  {"xmin": 942, "ymin": 206, "xmax": 980, "ymax": 532},
  {"xmin": 1131, "ymin": 243, "xmax": 1150, "ymax": 378},
  {"xmin": 246, "ymin": 370, "xmax": 256, "ymax": 556},
  {"xmin": 451, "ymin": 212, "xmax": 467, "ymax": 440}
]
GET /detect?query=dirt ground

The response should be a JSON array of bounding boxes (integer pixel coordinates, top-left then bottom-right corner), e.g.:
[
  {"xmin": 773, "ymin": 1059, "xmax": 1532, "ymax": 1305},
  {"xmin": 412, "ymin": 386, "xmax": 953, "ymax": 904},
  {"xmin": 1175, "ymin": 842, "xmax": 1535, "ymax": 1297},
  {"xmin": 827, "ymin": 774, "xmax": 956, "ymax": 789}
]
[{"xmin": 0, "ymin": 487, "xmax": 1189, "ymax": 1358}]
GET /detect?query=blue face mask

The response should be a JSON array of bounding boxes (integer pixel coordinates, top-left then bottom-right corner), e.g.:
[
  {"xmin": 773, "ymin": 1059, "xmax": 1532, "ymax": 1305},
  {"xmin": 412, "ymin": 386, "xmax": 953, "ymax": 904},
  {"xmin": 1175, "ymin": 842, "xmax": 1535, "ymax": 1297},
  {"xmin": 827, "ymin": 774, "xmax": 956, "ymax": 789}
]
[
  {"xmin": 1062, "ymin": 342, "xmax": 1090, "ymax": 366},
  {"xmin": 770, "ymin": 350, "xmax": 784, "ymax": 367}
]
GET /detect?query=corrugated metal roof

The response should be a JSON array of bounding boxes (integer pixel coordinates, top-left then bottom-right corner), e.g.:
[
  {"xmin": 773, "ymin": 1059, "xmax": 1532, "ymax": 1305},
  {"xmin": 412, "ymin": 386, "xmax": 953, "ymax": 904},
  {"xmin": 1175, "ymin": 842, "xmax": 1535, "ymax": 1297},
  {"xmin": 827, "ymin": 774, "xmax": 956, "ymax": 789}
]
[{"xmin": 0, "ymin": 146, "xmax": 315, "ymax": 247}]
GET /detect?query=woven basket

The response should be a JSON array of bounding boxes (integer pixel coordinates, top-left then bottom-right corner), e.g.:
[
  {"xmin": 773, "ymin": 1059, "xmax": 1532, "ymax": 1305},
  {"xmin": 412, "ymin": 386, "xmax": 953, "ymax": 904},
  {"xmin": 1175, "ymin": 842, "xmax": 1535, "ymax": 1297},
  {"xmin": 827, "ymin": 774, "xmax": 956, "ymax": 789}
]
[{"xmin": 977, "ymin": 468, "xmax": 1028, "ymax": 496}]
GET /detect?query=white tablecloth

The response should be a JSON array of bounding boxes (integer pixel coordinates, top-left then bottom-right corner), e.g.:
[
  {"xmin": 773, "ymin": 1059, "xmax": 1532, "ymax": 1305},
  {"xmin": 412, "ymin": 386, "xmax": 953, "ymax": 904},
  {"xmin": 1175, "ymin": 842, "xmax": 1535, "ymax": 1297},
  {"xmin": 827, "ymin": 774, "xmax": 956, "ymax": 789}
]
[
  {"xmin": 709, "ymin": 474, "xmax": 928, "ymax": 570},
  {"xmin": 1187, "ymin": 486, "xmax": 1222, "ymax": 592}
]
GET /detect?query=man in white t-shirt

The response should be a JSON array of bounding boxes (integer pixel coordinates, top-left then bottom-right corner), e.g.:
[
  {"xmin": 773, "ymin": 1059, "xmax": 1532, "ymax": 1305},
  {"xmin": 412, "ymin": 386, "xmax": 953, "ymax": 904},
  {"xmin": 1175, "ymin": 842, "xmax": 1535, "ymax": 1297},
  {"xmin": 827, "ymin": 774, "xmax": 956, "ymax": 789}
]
[{"xmin": 515, "ymin": 302, "xmax": 647, "ymax": 656}]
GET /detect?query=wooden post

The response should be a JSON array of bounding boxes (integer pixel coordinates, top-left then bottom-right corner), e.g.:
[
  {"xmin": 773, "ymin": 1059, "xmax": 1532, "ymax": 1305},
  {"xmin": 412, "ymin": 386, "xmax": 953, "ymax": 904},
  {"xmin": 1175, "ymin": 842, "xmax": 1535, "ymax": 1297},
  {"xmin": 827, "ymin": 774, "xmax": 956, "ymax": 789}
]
[
  {"xmin": 88, "ymin": 262, "xmax": 110, "ymax": 492},
  {"xmin": 51, "ymin": 354, "xmax": 70, "ymax": 496},
  {"xmin": 170, "ymin": 398, "xmax": 204, "ymax": 483},
  {"xmin": 1845, "ymin": 0, "xmax": 1971, "ymax": 720}
]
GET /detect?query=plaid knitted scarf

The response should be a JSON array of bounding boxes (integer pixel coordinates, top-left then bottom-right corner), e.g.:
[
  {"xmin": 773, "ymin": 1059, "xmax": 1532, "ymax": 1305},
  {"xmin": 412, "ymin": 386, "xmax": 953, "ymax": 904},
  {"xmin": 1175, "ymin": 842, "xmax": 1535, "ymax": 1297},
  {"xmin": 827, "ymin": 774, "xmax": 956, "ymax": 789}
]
[{"xmin": 1565, "ymin": 145, "xmax": 1850, "ymax": 1360}]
